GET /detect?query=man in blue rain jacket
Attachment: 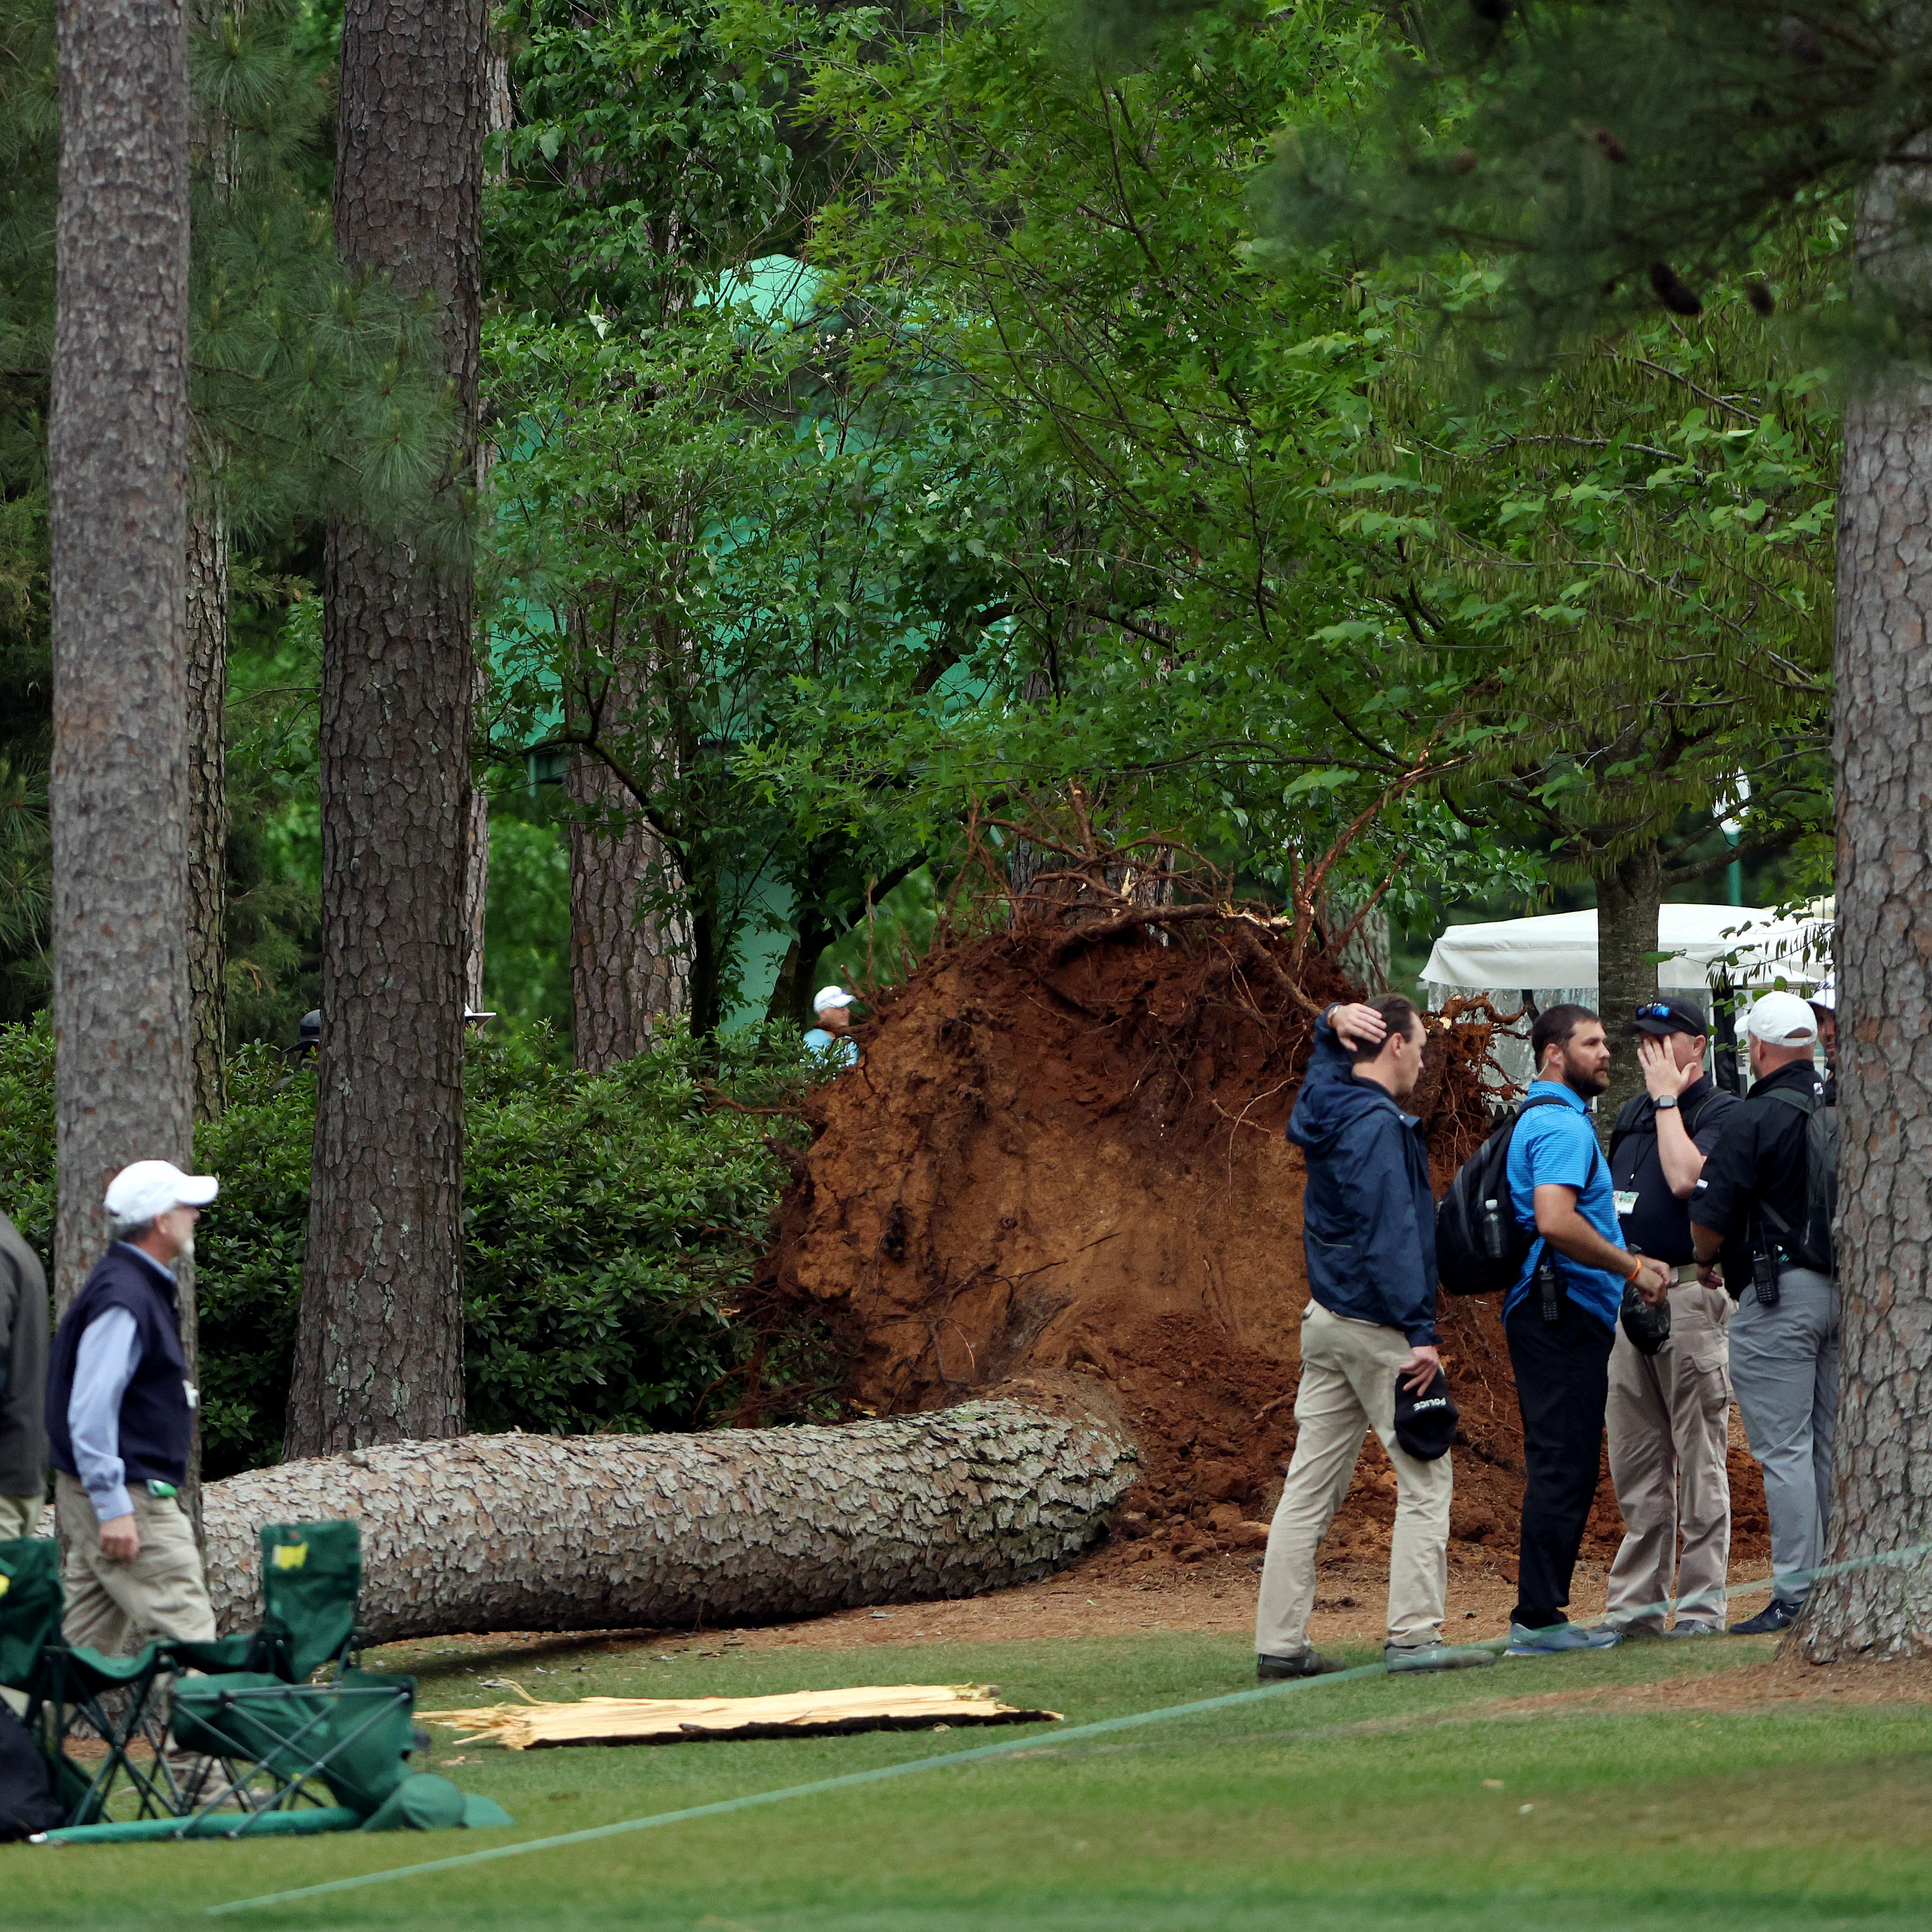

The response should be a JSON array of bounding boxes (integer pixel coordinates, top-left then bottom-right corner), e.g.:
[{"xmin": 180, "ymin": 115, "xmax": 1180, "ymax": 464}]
[{"xmin": 1253, "ymin": 996, "xmax": 1493, "ymax": 1682}]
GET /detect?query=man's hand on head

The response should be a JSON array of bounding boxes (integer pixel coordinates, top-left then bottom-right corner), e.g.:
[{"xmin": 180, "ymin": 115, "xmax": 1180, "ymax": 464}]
[
  {"xmin": 1637, "ymin": 1036, "xmax": 1699, "ymax": 1101},
  {"xmin": 97, "ymin": 1514, "xmax": 140, "ymax": 1562},
  {"xmin": 1329, "ymin": 1003, "xmax": 1388, "ymax": 1052},
  {"xmin": 1399, "ymin": 1344, "xmax": 1443, "ymax": 1395}
]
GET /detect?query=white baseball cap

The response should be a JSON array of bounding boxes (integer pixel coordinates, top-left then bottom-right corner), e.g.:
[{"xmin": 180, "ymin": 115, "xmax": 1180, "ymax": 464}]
[
  {"xmin": 104, "ymin": 1160, "xmax": 219, "ymax": 1225},
  {"xmin": 1745, "ymin": 991, "xmax": 1819, "ymax": 1048},
  {"xmin": 1808, "ymin": 977, "xmax": 1836, "ymax": 1013},
  {"xmin": 812, "ymin": 985, "xmax": 855, "ymax": 1015}
]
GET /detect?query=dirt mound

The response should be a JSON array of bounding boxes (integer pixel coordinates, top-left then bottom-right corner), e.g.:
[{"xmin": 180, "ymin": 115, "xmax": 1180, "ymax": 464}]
[{"xmin": 749, "ymin": 916, "xmax": 1767, "ymax": 1580}]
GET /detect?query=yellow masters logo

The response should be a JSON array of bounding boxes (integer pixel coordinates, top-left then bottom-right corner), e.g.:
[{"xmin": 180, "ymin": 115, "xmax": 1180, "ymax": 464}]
[
  {"xmin": 271, "ymin": 1542, "xmax": 309, "ymax": 1570},
  {"xmin": 0, "ymin": 1574, "xmax": 9, "ymax": 1599}
]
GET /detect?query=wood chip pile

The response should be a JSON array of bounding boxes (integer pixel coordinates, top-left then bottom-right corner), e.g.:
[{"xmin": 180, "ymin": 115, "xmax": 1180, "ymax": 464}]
[{"xmin": 423, "ymin": 1682, "xmax": 1062, "ymax": 1750}]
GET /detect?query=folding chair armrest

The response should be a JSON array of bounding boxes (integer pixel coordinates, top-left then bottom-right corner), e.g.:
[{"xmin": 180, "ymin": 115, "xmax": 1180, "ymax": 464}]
[{"xmin": 169, "ymin": 1634, "xmax": 265, "ymax": 1674}]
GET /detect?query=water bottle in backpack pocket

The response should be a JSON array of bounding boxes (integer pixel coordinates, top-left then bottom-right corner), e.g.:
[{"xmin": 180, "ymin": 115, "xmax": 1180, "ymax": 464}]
[{"xmin": 1436, "ymin": 1095, "xmax": 1575, "ymax": 1296}]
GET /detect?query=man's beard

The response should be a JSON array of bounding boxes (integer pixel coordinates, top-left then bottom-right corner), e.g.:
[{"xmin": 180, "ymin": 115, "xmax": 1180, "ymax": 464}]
[
  {"xmin": 1561, "ymin": 1055, "xmax": 1608, "ymax": 1099},
  {"xmin": 174, "ymin": 1230, "xmax": 195, "ymax": 1263}
]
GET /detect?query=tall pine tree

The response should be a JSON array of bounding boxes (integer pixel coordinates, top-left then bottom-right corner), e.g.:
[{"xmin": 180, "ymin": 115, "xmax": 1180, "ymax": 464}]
[
  {"xmin": 48, "ymin": 0, "xmax": 193, "ymax": 1306},
  {"xmin": 287, "ymin": 0, "xmax": 488, "ymax": 1456}
]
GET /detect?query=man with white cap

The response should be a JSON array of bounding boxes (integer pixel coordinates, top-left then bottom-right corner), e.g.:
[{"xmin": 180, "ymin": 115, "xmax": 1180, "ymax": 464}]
[
  {"xmin": 1689, "ymin": 991, "xmax": 1835, "ymax": 1635},
  {"xmin": 44, "ymin": 1160, "xmax": 220, "ymax": 1651},
  {"xmin": 803, "ymin": 985, "xmax": 860, "ymax": 1070}
]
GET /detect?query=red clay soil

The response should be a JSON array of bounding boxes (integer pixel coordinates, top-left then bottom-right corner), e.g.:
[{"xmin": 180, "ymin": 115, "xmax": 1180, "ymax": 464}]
[{"xmin": 749, "ymin": 918, "xmax": 1768, "ymax": 1581}]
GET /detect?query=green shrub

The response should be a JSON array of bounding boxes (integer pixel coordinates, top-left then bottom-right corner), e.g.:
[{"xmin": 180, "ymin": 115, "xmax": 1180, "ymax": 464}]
[{"xmin": 0, "ymin": 1018, "xmax": 809, "ymax": 1479}]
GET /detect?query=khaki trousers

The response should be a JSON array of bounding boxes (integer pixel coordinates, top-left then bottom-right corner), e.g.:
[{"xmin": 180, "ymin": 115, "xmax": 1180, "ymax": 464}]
[
  {"xmin": 1605, "ymin": 1279, "xmax": 1732, "ymax": 1629},
  {"xmin": 55, "ymin": 1473, "xmax": 216, "ymax": 1654},
  {"xmin": 1256, "ymin": 1302, "xmax": 1452, "ymax": 1655},
  {"xmin": 0, "ymin": 1491, "xmax": 42, "ymax": 1540}
]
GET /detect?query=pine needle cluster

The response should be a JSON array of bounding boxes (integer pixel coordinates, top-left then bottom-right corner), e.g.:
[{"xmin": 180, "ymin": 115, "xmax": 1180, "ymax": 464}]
[{"xmin": 1257, "ymin": 0, "xmax": 1929, "ymax": 363}]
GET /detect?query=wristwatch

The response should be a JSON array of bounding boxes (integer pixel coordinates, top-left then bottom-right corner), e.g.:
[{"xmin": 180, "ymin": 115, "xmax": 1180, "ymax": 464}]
[{"xmin": 1653, "ymin": 1095, "xmax": 1679, "ymax": 1110}]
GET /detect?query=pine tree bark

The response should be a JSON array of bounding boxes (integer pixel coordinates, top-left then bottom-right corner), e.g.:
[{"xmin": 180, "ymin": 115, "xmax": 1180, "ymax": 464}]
[
  {"xmin": 1790, "ymin": 175, "xmax": 1932, "ymax": 1660},
  {"xmin": 462, "ymin": 765, "xmax": 489, "ymax": 1012},
  {"xmin": 457, "ymin": 48, "xmax": 514, "ymax": 1020},
  {"xmin": 47, "ymin": 0, "xmax": 194, "ymax": 1309},
  {"xmin": 288, "ymin": 0, "xmax": 487, "ymax": 1456},
  {"xmin": 1594, "ymin": 841, "xmax": 1662, "ymax": 1146},
  {"xmin": 185, "ymin": 481, "xmax": 229, "ymax": 1121},
  {"xmin": 568, "ymin": 745, "xmax": 687, "ymax": 1070},
  {"xmin": 199, "ymin": 1401, "xmax": 1136, "ymax": 1641}
]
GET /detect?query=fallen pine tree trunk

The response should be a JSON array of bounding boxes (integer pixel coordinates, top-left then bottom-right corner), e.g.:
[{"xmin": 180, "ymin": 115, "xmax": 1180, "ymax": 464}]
[{"xmin": 200, "ymin": 1399, "xmax": 1136, "ymax": 1643}]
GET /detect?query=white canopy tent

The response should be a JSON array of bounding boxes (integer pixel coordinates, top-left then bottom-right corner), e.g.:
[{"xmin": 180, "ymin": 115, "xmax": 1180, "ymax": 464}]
[
  {"xmin": 1422, "ymin": 903, "xmax": 1832, "ymax": 998},
  {"xmin": 1422, "ymin": 903, "xmax": 1833, "ymax": 1092}
]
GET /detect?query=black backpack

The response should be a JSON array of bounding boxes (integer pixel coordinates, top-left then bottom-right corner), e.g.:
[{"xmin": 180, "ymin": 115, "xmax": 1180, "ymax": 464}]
[
  {"xmin": 1436, "ymin": 1095, "xmax": 1578, "ymax": 1297},
  {"xmin": 0, "ymin": 1699, "xmax": 64, "ymax": 1842},
  {"xmin": 1758, "ymin": 1084, "xmax": 1838, "ymax": 1276}
]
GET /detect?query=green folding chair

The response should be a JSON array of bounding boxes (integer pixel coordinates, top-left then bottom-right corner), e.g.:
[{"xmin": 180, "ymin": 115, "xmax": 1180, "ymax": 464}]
[
  {"xmin": 3, "ymin": 1523, "xmax": 510, "ymax": 1843},
  {"xmin": 1, "ymin": 1536, "xmax": 211, "ymax": 1828}
]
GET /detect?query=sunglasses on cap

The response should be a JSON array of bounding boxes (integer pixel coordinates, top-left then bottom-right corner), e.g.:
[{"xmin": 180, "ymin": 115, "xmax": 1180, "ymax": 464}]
[{"xmin": 1634, "ymin": 1004, "xmax": 1678, "ymax": 1023}]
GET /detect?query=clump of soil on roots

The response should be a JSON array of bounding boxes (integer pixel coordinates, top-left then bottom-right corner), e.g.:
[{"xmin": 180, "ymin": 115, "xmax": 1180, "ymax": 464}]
[{"xmin": 749, "ymin": 917, "xmax": 1767, "ymax": 1581}]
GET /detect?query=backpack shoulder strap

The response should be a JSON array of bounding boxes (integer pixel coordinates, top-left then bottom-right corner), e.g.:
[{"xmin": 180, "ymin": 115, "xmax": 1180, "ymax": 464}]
[
  {"xmin": 1510, "ymin": 1093, "xmax": 1602, "ymax": 1187},
  {"xmin": 1682, "ymin": 1086, "xmax": 1731, "ymax": 1138},
  {"xmin": 1608, "ymin": 1093, "xmax": 1649, "ymax": 1160},
  {"xmin": 1760, "ymin": 1086, "xmax": 1819, "ymax": 1118}
]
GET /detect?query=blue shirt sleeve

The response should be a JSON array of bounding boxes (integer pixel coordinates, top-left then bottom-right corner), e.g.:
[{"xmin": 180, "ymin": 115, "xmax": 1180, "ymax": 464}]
[{"xmin": 69, "ymin": 1306, "xmax": 141, "ymax": 1523}]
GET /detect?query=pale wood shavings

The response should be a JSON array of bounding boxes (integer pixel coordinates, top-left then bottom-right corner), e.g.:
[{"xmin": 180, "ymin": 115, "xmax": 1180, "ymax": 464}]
[{"xmin": 423, "ymin": 1681, "xmax": 1062, "ymax": 1749}]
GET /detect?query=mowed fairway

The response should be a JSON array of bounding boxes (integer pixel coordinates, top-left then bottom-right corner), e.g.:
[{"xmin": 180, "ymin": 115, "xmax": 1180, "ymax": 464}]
[{"xmin": 6, "ymin": 1631, "xmax": 1930, "ymax": 1932}]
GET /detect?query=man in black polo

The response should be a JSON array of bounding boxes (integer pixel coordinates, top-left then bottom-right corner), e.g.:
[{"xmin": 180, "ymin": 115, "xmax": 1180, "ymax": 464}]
[
  {"xmin": 1689, "ymin": 991, "xmax": 1834, "ymax": 1635},
  {"xmin": 1604, "ymin": 996, "xmax": 1740, "ymax": 1638}
]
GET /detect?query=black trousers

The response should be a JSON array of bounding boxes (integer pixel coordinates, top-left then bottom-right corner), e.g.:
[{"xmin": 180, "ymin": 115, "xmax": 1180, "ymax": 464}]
[{"xmin": 1505, "ymin": 1293, "xmax": 1617, "ymax": 1630}]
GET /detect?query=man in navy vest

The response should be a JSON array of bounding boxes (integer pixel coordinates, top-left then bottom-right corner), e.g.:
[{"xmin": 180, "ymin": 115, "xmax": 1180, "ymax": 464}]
[{"xmin": 46, "ymin": 1160, "xmax": 219, "ymax": 1652}]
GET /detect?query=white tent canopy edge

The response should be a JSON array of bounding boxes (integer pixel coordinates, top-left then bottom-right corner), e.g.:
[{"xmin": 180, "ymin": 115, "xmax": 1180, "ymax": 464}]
[{"xmin": 1421, "ymin": 903, "xmax": 1832, "ymax": 998}]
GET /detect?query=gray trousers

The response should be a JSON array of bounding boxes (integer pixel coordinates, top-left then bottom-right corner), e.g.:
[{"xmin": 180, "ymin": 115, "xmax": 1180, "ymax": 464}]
[{"xmin": 1729, "ymin": 1266, "xmax": 1838, "ymax": 1604}]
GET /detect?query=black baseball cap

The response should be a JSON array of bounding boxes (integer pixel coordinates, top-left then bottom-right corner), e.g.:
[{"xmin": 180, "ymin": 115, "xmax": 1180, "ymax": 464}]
[
  {"xmin": 1623, "ymin": 995, "xmax": 1709, "ymax": 1039},
  {"xmin": 1393, "ymin": 1368, "xmax": 1459, "ymax": 1462}
]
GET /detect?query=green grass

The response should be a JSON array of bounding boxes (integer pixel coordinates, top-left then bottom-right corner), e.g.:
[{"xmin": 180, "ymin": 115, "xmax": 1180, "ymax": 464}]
[{"xmin": 6, "ymin": 1631, "xmax": 1930, "ymax": 1931}]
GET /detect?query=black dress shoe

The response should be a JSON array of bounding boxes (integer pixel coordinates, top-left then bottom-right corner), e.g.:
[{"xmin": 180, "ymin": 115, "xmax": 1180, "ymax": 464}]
[
  {"xmin": 1729, "ymin": 1599, "xmax": 1802, "ymax": 1636},
  {"xmin": 1257, "ymin": 1649, "xmax": 1346, "ymax": 1680}
]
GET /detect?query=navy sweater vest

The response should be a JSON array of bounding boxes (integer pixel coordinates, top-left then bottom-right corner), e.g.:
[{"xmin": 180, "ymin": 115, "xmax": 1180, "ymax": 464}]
[{"xmin": 46, "ymin": 1245, "xmax": 192, "ymax": 1492}]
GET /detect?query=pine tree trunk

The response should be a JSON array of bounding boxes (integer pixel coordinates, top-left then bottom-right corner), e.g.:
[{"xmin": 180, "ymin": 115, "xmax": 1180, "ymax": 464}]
[
  {"xmin": 462, "ymin": 766, "xmax": 489, "ymax": 1012},
  {"xmin": 1790, "ymin": 179, "xmax": 1932, "ymax": 1659},
  {"xmin": 288, "ymin": 0, "xmax": 487, "ymax": 1456},
  {"xmin": 199, "ymin": 1402, "xmax": 1136, "ymax": 1641},
  {"xmin": 1333, "ymin": 903, "xmax": 1391, "ymax": 996},
  {"xmin": 185, "ymin": 483, "xmax": 228, "ymax": 1121},
  {"xmin": 47, "ymin": 0, "xmax": 194, "ymax": 1310},
  {"xmin": 1594, "ymin": 841, "xmax": 1661, "ymax": 1146},
  {"xmin": 567, "ymin": 746, "xmax": 687, "ymax": 1070},
  {"xmin": 458, "ymin": 52, "xmax": 513, "ymax": 1020}
]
